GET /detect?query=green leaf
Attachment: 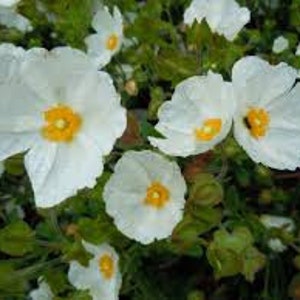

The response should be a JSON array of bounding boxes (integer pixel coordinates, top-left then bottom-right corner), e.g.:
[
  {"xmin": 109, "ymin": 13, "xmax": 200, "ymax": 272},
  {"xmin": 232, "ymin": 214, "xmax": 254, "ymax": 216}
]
[{"xmin": 0, "ymin": 221, "xmax": 35, "ymax": 256}]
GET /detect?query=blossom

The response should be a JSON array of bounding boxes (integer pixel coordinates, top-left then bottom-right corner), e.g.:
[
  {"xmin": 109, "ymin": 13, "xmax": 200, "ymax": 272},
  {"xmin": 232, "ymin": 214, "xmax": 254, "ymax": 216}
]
[
  {"xmin": 0, "ymin": 46, "xmax": 126, "ymax": 207},
  {"xmin": 149, "ymin": 72, "xmax": 235, "ymax": 157},
  {"xmin": 232, "ymin": 56, "xmax": 300, "ymax": 170},
  {"xmin": 103, "ymin": 150, "xmax": 187, "ymax": 244},
  {"xmin": 29, "ymin": 278, "xmax": 53, "ymax": 300},
  {"xmin": 68, "ymin": 241, "xmax": 122, "ymax": 300},
  {"xmin": 184, "ymin": 0, "xmax": 250, "ymax": 41},
  {"xmin": 0, "ymin": 0, "xmax": 32, "ymax": 32},
  {"xmin": 272, "ymin": 36, "xmax": 289, "ymax": 53},
  {"xmin": 85, "ymin": 6, "xmax": 123, "ymax": 68},
  {"xmin": 260, "ymin": 215, "xmax": 295, "ymax": 252}
]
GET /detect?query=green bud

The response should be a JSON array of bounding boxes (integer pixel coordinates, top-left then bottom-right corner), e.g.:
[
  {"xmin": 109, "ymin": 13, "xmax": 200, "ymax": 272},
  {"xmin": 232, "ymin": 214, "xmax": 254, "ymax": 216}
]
[{"xmin": 189, "ymin": 174, "xmax": 223, "ymax": 206}]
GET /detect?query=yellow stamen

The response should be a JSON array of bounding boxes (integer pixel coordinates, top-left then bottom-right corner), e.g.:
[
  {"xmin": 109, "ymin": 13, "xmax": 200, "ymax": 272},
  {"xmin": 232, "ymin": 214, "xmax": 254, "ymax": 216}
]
[
  {"xmin": 42, "ymin": 105, "xmax": 82, "ymax": 142},
  {"xmin": 98, "ymin": 254, "xmax": 114, "ymax": 280},
  {"xmin": 106, "ymin": 34, "xmax": 119, "ymax": 51},
  {"xmin": 194, "ymin": 118, "xmax": 222, "ymax": 141},
  {"xmin": 245, "ymin": 107, "xmax": 270, "ymax": 139},
  {"xmin": 144, "ymin": 182, "xmax": 170, "ymax": 209}
]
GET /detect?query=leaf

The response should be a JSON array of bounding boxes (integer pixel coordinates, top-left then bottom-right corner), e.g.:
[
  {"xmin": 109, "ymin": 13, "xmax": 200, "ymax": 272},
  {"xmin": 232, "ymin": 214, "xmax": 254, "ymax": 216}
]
[
  {"xmin": 140, "ymin": 120, "xmax": 165, "ymax": 139},
  {"xmin": 0, "ymin": 221, "xmax": 35, "ymax": 256},
  {"xmin": 242, "ymin": 247, "xmax": 266, "ymax": 282}
]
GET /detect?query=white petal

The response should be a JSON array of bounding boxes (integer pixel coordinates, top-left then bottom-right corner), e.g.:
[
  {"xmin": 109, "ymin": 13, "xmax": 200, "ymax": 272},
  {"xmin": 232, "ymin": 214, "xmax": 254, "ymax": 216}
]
[
  {"xmin": 260, "ymin": 215, "xmax": 295, "ymax": 231},
  {"xmin": 296, "ymin": 42, "xmax": 300, "ymax": 56},
  {"xmin": 92, "ymin": 6, "xmax": 115, "ymax": 32},
  {"xmin": 25, "ymin": 134, "xmax": 104, "ymax": 208},
  {"xmin": 21, "ymin": 47, "xmax": 97, "ymax": 104},
  {"xmin": 0, "ymin": 0, "xmax": 20, "ymax": 7},
  {"xmin": 183, "ymin": 0, "xmax": 209, "ymax": 25},
  {"xmin": 75, "ymin": 71, "xmax": 126, "ymax": 156},
  {"xmin": 272, "ymin": 36, "xmax": 289, "ymax": 54},
  {"xmin": 232, "ymin": 56, "xmax": 298, "ymax": 107},
  {"xmin": 0, "ymin": 7, "xmax": 32, "ymax": 32},
  {"xmin": 0, "ymin": 83, "xmax": 44, "ymax": 160},
  {"xmin": 0, "ymin": 43, "xmax": 25, "ymax": 83},
  {"xmin": 205, "ymin": 0, "xmax": 250, "ymax": 41},
  {"xmin": 29, "ymin": 280, "xmax": 53, "ymax": 300},
  {"xmin": 68, "ymin": 261, "xmax": 92, "ymax": 290},
  {"xmin": 85, "ymin": 33, "xmax": 113, "ymax": 68}
]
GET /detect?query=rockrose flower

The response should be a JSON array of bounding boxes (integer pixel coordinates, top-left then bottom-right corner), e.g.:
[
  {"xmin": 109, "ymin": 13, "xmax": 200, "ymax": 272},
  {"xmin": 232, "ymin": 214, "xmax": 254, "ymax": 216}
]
[
  {"xmin": 232, "ymin": 56, "xmax": 300, "ymax": 170},
  {"xmin": 103, "ymin": 150, "xmax": 187, "ymax": 244},
  {"xmin": 85, "ymin": 6, "xmax": 123, "ymax": 68},
  {"xmin": 0, "ymin": 46, "xmax": 126, "ymax": 207},
  {"xmin": 68, "ymin": 241, "xmax": 122, "ymax": 300},
  {"xmin": 149, "ymin": 72, "xmax": 235, "ymax": 157}
]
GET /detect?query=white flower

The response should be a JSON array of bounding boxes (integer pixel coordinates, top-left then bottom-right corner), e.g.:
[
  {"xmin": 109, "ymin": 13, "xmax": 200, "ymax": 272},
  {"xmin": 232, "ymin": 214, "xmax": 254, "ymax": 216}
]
[
  {"xmin": 85, "ymin": 6, "xmax": 123, "ymax": 69},
  {"xmin": 149, "ymin": 72, "xmax": 235, "ymax": 157},
  {"xmin": 29, "ymin": 278, "xmax": 53, "ymax": 300},
  {"xmin": 184, "ymin": 0, "xmax": 250, "ymax": 41},
  {"xmin": 103, "ymin": 150, "xmax": 187, "ymax": 244},
  {"xmin": 68, "ymin": 241, "xmax": 122, "ymax": 300},
  {"xmin": 0, "ymin": 46, "xmax": 126, "ymax": 207},
  {"xmin": 0, "ymin": 1, "xmax": 32, "ymax": 32},
  {"xmin": 296, "ymin": 42, "xmax": 300, "ymax": 56},
  {"xmin": 260, "ymin": 215, "xmax": 295, "ymax": 253},
  {"xmin": 0, "ymin": 161, "xmax": 4, "ymax": 177},
  {"xmin": 272, "ymin": 36, "xmax": 289, "ymax": 54},
  {"xmin": 232, "ymin": 56, "xmax": 300, "ymax": 170}
]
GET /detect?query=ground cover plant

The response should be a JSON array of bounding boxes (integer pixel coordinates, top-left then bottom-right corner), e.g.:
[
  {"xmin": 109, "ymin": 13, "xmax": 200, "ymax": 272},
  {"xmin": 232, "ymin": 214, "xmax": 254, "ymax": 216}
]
[{"xmin": 0, "ymin": 0, "xmax": 300, "ymax": 299}]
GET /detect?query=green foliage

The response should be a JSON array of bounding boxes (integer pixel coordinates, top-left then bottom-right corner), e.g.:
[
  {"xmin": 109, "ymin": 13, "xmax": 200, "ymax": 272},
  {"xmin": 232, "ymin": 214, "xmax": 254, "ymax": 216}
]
[
  {"xmin": 0, "ymin": 220, "xmax": 35, "ymax": 256},
  {"xmin": 207, "ymin": 227, "xmax": 266, "ymax": 281}
]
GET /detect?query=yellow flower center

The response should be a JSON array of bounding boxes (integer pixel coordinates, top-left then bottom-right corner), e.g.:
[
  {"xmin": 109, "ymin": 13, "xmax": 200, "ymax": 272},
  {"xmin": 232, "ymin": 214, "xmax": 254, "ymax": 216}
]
[
  {"xmin": 106, "ymin": 34, "xmax": 119, "ymax": 51},
  {"xmin": 245, "ymin": 107, "xmax": 270, "ymax": 139},
  {"xmin": 41, "ymin": 105, "xmax": 82, "ymax": 142},
  {"xmin": 98, "ymin": 254, "xmax": 114, "ymax": 280},
  {"xmin": 194, "ymin": 118, "xmax": 222, "ymax": 141},
  {"xmin": 144, "ymin": 182, "xmax": 170, "ymax": 209}
]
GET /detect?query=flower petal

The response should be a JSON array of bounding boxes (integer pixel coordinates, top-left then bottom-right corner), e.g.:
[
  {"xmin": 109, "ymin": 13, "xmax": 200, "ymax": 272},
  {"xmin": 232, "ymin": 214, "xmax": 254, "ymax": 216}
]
[{"xmin": 25, "ymin": 134, "xmax": 103, "ymax": 208}]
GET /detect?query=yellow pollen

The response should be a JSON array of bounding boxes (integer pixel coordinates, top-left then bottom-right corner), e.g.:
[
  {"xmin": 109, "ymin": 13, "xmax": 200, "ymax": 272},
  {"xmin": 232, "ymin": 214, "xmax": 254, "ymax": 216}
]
[
  {"xmin": 42, "ymin": 105, "xmax": 82, "ymax": 142},
  {"xmin": 194, "ymin": 118, "xmax": 222, "ymax": 141},
  {"xmin": 98, "ymin": 254, "xmax": 114, "ymax": 280},
  {"xmin": 245, "ymin": 107, "xmax": 270, "ymax": 139},
  {"xmin": 106, "ymin": 34, "xmax": 119, "ymax": 51},
  {"xmin": 144, "ymin": 182, "xmax": 170, "ymax": 209}
]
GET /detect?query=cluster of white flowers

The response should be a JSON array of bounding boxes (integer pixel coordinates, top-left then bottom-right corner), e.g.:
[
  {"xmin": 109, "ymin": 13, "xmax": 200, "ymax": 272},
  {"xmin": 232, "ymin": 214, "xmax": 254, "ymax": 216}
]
[
  {"xmin": 150, "ymin": 56, "xmax": 300, "ymax": 170},
  {"xmin": 184, "ymin": 0, "xmax": 250, "ymax": 41},
  {"xmin": 0, "ymin": 2, "xmax": 299, "ymax": 300}
]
